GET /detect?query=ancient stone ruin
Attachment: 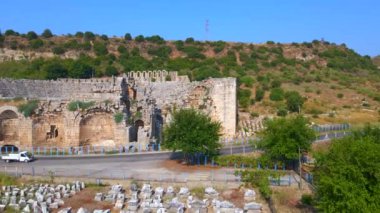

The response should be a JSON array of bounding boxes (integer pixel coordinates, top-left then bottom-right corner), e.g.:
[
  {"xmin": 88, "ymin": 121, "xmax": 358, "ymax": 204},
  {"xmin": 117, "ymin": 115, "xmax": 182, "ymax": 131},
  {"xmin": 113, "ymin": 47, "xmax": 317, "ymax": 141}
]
[{"xmin": 0, "ymin": 70, "xmax": 236, "ymax": 150}]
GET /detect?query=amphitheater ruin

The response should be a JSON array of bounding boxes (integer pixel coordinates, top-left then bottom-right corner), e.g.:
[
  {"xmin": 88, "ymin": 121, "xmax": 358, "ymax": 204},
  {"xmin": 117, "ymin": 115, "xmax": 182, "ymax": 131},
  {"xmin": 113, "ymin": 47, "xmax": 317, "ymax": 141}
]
[{"xmin": 0, "ymin": 70, "xmax": 236, "ymax": 150}]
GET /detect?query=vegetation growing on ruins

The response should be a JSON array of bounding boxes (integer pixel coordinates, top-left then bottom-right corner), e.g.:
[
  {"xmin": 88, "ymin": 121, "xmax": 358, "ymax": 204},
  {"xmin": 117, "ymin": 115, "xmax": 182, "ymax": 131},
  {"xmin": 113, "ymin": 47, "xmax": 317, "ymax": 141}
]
[
  {"xmin": 67, "ymin": 100, "xmax": 95, "ymax": 111},
  {"xmin": 113, "ymin": 112, "xmax": 124, "ymax": 124},
  {"xmin": 163, "ymin": 108, "xmax": 221, "ymax": 160},
  {"xmin": 313, "ymin": 125, "xmax": 380, "ymax": 212},
  {"xmin": 17, "ymin": 100, "xmax": 39, "ymax": 117}
]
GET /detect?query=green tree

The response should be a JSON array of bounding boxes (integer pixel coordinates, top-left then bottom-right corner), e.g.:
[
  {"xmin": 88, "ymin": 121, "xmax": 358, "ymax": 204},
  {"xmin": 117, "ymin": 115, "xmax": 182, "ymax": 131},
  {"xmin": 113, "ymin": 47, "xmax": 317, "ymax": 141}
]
[
  {"xmin": 44, "ymin": 61, "xmax": 68, "ymax": 80},
  {"xmin": 192, "ymin": 66, "xmax": 221, "ymax": 81},
  {"xmin": 134, "ymin": 35, "xmax": 145, "ymax": 42},
  {"xmin": 100, "ymin": 34, "xmax": 108, "ymax": 41},
  {"xmin": 26, "ymin": 31, "xmax": 38, "ymax": 40},
  {"xmin": 4, "ymin": 29, "xmax": 19, "ymax": 36},
  {"xmin": 258, "ymin": 115, "xmax": 315, "ymax": 162},
  {"xmin": 41, "ymin": 29, "xmax": 53, "ymax": 38},
  {"xmin": 124, "ymin": 33, "xmax": 132, "ymax": 41},
  {"xmin": 75, "ymin": 31, "xmax": 84, "ymax": 38},
  {"xmin": 185, "ymin": 37, "xmax": 195, "ymax": 43},
  {"xmin": 145, "ymin": 35, "xmax": 165, "ymax": 44},
  {"xmin": 163, "ymin": 109, "xmax": 222, "ymax": 160},
  {"xmin": 285, "ymin": 91, "xmax": 304, "ymax": 113},
  {"xmin": 314, "ymin": 126, "xmax": 380, "ymax": 212},
  {"xmin": 68, "ymin": 60, "xmax": 94, "ymax": 78},
  {"xmin": 105, "ymin": 65, "xmax": 118, "ymax": 76},
  {"xmin": 84, "ymin": 31, "xmax": 96, "ymax": 41}
]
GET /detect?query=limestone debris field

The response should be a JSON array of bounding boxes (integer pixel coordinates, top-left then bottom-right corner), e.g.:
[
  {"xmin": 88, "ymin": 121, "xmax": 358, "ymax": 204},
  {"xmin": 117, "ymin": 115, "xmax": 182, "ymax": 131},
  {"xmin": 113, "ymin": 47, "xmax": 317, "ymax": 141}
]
[{"xmin": 0, "ymin": 181, "xmax": 267, "ymax": 213}]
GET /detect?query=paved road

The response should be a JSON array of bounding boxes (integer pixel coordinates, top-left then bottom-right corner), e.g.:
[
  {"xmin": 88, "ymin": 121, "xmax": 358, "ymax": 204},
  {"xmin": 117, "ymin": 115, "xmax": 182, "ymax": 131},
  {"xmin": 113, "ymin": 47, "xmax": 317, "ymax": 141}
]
[
  {"xmin": 0, "ymin": 133, "xmax": 344, "ymax": 182},
  {"xmin": 0, "ymin": 145, "xmax": 255, "ymax": 182}
]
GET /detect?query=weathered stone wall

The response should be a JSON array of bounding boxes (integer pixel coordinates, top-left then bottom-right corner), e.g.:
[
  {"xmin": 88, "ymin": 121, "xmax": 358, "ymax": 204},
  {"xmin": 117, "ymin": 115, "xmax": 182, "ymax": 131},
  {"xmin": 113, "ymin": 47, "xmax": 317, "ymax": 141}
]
[
  {"xmin": 131, "ymin": 76, "xmax": 236, "ymax": 137},
  {"xmin": 0, "ymin": 71, "xmax": 237, "ymax": 148},
  {"xmin": 0, "ymin": 77, "xmax": 123, "ymax": 102}
]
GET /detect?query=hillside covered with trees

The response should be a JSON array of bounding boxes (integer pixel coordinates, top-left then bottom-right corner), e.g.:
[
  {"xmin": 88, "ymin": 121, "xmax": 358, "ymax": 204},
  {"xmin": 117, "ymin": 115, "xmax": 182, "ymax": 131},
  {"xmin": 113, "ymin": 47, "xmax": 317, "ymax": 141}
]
[{"xmin": 0, "ymin": 29, "xmax": 379, "ymax": 125}]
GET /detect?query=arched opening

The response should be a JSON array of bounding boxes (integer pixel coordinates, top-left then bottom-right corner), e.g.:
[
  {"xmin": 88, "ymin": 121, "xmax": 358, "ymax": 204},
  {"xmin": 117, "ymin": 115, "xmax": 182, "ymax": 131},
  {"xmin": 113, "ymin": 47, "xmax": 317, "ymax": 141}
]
[
  {"xmin": 135, "ymin": 119, "xmax": 144, "ymax": 128},
  {"xmin": 0, "ymin": 109, "xmax": 19, "ymax": 146},
  {"xmin": 129, "ymin": 119, "xmax": 145, "ymax": 142},
  {"xmin": 79, "ymin": 113, "xmax": 115, "ymax": 147}
]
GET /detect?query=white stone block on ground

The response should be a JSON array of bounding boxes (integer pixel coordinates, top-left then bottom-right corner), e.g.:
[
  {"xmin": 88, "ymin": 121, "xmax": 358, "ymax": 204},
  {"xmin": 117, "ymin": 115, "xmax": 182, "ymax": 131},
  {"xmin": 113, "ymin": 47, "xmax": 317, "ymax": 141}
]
[
  {"xmin": 58, "ymin": 207, "xmax": 72, "ymax": 213},
  {"xmin": 77, "ymin": 207, "xmax": 90, "ymax": 213}
]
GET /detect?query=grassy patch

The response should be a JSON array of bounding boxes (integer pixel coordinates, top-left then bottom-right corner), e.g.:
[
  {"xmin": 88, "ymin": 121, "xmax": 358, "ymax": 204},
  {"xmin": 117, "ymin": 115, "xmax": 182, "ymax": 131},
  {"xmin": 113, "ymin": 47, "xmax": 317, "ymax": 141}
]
[
  {"xmin": 190, "ymin": 186, "xmax": 205, "ymax": 199},
  {"xmin": 0, "ymin": 173, "xmax": 18, "ymax": 186}
]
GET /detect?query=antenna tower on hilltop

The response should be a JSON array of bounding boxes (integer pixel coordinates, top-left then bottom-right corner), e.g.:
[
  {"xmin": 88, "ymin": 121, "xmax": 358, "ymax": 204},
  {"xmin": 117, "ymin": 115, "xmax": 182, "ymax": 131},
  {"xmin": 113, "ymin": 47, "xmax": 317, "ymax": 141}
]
[{"xmin": 205, "ymin": 19, "xmax": 209, "ymax": 41}]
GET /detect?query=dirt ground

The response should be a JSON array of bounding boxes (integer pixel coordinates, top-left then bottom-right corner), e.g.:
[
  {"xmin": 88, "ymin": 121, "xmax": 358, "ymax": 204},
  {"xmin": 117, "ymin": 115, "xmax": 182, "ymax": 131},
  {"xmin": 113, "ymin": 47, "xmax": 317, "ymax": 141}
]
[
  {"xmin": 271, "ymin": 186, "xmax": 314, "ymax": 213},
  {"xmin": 52, "ymin": 186, "xmax": 115, "ymax": 213},
  {"xmin": 160, "ymin": 159, "xmax": 221, "ymax": 173}
]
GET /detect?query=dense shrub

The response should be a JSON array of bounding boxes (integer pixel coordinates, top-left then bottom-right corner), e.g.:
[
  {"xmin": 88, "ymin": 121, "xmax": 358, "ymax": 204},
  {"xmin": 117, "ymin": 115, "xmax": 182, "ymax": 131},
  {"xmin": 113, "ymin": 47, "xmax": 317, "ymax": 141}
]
[
  {"xmin": 105, "ymin": 66, "xmax": 118, "ymax": 76},
  {"xmin": 52, "ymin": 46, "xmax": 66, "ymax": 55},
  {"xmin": 277, "ymin": 107, "xmax": 288, "ymax": 117},
  {"xmin": 255, "ymin": 88, "xmax": 265, "ymax": 101},
  {"xmin": 93, "ymin": 42, "xmax": 108, "ymax": 56},
  {"xmin": 44, "ymin": 61, "xmax": 68, "ymax": 80},
  {"xmin": 269, "ymin": 88, "xmax": 284, "ymax": 101},
  {"xmin": 29, "ymin": 39, "xmax": 44, "ymax": 49},
  {"xmin": 182, "ymin": 46, "xmax": 205, "ymax": 59},
  {"xmin": 238, "ymin": 88, "xmax": 252, "ymax": 108},
  {"xmin": 240, "ymin": 76, "xmax": 254, "ymax": 87},
  {"xmin": 145, "ymin": 35, "xmax": 165, "ymax": 44},
  {"xmin": 211, "ymin": 41, "xmax": 226, "ymax": 53},
  {"xmin": 147, "ymin": 46, "xmax": 172, "ymax": 58}
]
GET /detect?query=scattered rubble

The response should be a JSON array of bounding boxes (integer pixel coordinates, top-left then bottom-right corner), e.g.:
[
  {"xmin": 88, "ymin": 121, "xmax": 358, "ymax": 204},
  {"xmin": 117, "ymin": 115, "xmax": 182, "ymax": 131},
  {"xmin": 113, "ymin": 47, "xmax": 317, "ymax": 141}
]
[{"xmin": 1, "ymin": 182, "xmax": 263, "ymax": 212}]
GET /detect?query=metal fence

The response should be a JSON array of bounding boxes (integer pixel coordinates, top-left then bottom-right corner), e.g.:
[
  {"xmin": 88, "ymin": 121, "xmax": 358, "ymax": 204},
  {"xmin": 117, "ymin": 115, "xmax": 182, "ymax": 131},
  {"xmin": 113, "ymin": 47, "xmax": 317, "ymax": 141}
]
[
  {"xmin": 312, "ymin": 123, "xmax": 350, "ymax": 133},
  {"xmin": 0, "ymin": 165, "xmax": 299, "ymax": 186},
  {"xmin": 0, "ymin": 129, "xmax": 350, "ymax": 157}
]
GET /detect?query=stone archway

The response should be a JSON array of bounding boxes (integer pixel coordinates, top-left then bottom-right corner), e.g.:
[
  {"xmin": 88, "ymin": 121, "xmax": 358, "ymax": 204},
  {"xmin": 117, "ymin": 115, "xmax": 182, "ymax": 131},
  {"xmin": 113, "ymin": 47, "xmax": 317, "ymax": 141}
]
[
  {"xmin": 0, "ymin": 106, "xmax": 20, "ymax": 147},
  {"xmin": 79, "ymin": 113, "xmax": 115, "ymax": 147},
  {"xmin": 135, "ymin": 119, "xmax": 144, "ymax": 128}
]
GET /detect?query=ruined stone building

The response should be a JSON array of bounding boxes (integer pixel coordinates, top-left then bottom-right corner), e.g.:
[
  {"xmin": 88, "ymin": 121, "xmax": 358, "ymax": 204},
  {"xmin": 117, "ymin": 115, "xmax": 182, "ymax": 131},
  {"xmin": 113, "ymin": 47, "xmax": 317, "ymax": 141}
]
[{"xmin": 0, "ymin": 71, "xmax": 236, "ymax": 150}]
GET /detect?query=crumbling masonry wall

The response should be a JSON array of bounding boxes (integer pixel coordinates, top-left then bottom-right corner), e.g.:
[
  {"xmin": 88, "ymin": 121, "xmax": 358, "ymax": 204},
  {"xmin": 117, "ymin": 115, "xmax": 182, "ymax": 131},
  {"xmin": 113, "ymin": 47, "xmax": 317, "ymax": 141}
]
[{"xmin": 0, "ymin": 71, "xmax": 236, "ymax": 149}]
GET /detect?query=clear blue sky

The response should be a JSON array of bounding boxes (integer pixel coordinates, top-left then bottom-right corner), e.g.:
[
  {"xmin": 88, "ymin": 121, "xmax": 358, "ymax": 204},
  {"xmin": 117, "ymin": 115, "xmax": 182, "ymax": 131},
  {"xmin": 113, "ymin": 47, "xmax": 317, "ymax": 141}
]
[{"xmin": 1, "ymin": 0, "xmax": 379, "ymax": 56}]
